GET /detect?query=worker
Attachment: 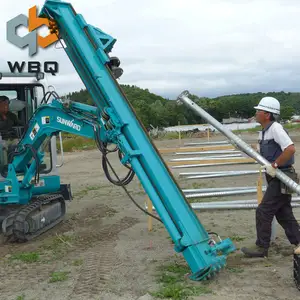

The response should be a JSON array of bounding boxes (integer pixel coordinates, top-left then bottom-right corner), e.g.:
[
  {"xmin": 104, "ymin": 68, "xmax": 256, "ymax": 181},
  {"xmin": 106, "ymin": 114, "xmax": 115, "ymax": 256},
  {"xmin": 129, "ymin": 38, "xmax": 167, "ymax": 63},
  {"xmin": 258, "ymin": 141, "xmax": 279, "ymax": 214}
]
[
  {"xmin": 0, "ymin": 95, "xmax": 23, "ymax": 166},
  {"xmin": 241, "ymin": 96, "xmax": 300, "ymax": 258},
  {"xmin": 0, "ymin": 95, "xmax": 23, "ymax": 136}
]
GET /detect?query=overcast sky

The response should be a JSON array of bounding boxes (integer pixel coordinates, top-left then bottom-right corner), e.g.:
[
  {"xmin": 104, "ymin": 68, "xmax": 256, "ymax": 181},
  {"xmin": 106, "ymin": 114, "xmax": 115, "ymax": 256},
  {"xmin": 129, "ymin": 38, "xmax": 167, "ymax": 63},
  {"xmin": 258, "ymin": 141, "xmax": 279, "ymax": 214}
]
[{"xmin": 1, "ymin": 0, "xmax": 300, "ymax": 99}]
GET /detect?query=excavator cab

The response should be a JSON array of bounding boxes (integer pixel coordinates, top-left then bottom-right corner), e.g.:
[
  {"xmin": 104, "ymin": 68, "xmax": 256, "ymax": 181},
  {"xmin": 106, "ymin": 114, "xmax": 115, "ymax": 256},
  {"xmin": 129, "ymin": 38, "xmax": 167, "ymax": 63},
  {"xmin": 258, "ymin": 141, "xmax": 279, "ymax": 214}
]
[
  {"xmin": 0, "ymin": 72, "xmax": 62, "ymax": 183},
  {"xmin": 0, "ymin": 72, "xmax": 69, "ymax": 240}
]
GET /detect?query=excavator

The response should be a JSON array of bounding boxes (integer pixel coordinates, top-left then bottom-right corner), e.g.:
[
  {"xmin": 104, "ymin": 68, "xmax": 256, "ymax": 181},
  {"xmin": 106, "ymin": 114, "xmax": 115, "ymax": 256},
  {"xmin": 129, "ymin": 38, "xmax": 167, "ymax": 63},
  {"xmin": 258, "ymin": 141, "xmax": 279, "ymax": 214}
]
[{"xmin": 0, "ymin": 0, "xmax": 236, "ymax": 281}]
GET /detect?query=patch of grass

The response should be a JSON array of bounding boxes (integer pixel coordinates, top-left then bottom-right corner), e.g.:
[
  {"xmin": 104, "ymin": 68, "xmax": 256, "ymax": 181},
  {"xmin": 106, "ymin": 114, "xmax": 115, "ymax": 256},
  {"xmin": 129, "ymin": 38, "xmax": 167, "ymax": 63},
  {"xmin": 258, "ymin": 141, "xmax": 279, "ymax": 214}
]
[
  {"xmin": 49, "ymin": 271, "xmax": 69, "ymax": 283},
  {"xmin": 150, "ymin": 261, "xmax": 212, "ymax": 299},
  {"xmin": 264, "ymin": 262, "xmax": 273, "ymax": 267},
  {"xmin": 72, "ymin": 259, "xmax": 83, "ymax": 266},
  {"xmin": 45, "ymin": 234, "xmax": 75, "ymax": 250},
  {"xmin": 230, "ymin": 234, "xmax": 246, "ymax": 242},
  {"xmin": 15, "ymin": 295, "xmax": 25, "ymax": 300},
  {"xmin": 232, "ymin": 126, "xmax": 261, "ymax": 134},
  {"xmin": 284, "ymin": 123, "xmax": 300, "ymax": 130},
  {"xmin": 157, "ymin": 262, "xmax": 190, "ymax": 278},
  {"xmin": 151, "ymin": 284, "xmax": 212, "ymax": 299},
  {"xmin": 231, "ymin": 122, "xmax": 300, "ymax": 134},
  {"xmin": 191, "ymin": 182, "xmax": 209, "ymax": 189},
  {"xmin": 10, "ymin": 252, "xmax": 40, "ymax": 263},
  {"xmin": 74, "ymin": 185, "xmax": 102, "ymax": 198},
  {"xmin": 57, "ymin": 134, "xmax": 96, "ymax": 152},
  {"xmin": 227, "ymin": 267, "xmax": 244, "ymax": 273},
  {"xmin": 162, "ymin": 132, "xmax": 182, "ymax": 140},
  {"xmin": 40, "ymin": 233, "xmax": 76, "ymax": 260},
  {"xmin": 154, "ymin": 131, "xmax": 191, "ymax": 140}
]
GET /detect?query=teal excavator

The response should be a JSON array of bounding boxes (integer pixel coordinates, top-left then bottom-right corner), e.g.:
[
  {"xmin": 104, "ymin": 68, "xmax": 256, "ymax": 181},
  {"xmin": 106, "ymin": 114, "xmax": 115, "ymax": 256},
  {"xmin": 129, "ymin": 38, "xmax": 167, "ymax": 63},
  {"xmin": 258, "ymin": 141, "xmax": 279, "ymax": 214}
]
[{"xmin": 0, "ymin": 0, "xmax": 236, "ymax": 281}]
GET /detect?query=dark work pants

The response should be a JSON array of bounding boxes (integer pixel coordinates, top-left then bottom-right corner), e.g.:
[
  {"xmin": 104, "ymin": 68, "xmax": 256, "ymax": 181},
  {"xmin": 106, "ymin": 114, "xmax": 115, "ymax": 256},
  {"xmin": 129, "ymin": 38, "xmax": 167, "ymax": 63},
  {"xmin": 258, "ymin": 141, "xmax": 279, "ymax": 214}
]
[{"xmin": 256, "ymin": 174, "xmax": 300, "ymax": 249}]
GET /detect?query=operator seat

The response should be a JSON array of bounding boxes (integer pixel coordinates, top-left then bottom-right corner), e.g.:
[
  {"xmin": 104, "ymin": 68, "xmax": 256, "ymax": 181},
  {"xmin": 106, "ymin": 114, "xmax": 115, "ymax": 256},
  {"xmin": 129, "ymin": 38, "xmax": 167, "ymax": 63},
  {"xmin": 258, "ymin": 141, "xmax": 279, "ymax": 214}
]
[{"xmin": 9, "ymin": 98, "xmax": 26, "ymax": 112}]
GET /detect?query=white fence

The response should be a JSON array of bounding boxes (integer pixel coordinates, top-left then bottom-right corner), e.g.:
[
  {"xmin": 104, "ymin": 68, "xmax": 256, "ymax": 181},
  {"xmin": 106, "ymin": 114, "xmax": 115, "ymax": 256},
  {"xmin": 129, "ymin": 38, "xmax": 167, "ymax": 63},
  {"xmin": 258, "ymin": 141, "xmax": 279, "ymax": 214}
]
[{"xmin": 163, "ymin": 122, "xmax": 260, "ymax": 132}]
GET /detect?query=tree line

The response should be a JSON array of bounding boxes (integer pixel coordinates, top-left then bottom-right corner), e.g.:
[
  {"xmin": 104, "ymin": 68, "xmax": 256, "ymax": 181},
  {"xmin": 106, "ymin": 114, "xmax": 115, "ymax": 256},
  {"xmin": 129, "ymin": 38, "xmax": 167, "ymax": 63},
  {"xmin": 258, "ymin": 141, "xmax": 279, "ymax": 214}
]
[{"xmin": 64, "ymin": 86, "xmax": 300, "ymax": 129}]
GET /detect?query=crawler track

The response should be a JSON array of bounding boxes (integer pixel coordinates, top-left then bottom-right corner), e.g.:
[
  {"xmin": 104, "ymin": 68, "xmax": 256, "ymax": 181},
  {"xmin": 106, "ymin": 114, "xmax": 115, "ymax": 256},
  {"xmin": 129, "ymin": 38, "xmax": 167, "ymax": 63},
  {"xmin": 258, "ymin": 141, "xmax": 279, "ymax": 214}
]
[{"xmin": 2, "ymin": 194, "xmax": 66, "ymax": 242}]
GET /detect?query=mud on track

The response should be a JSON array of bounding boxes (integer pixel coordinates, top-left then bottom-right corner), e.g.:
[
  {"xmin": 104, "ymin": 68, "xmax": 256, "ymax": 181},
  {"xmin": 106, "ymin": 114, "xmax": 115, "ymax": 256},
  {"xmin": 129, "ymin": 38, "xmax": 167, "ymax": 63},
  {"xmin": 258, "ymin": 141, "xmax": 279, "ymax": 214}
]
[{"xmin": 1, "ymin": 131, "xmax": 300, "ymax": 299}]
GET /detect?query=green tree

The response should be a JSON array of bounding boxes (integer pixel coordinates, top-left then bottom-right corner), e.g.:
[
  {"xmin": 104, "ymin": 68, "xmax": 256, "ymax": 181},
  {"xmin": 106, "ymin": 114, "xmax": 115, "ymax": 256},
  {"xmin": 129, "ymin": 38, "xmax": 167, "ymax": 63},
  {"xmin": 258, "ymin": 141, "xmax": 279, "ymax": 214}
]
[
  {"xmin": 280, "ymin": 106, "xmax": 295, "ymax": 121},
  {"xmin": 63, "ymin": 87, "xmax": 300, "ymax": 128}
]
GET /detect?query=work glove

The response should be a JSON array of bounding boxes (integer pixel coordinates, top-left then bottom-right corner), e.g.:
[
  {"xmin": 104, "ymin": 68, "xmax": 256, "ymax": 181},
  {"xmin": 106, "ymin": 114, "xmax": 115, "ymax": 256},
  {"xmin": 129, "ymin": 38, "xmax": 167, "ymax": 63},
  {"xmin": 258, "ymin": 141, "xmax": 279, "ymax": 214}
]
[{"xmin": 262, "ymin": 164, "xmax": 277, "ymax": 177}]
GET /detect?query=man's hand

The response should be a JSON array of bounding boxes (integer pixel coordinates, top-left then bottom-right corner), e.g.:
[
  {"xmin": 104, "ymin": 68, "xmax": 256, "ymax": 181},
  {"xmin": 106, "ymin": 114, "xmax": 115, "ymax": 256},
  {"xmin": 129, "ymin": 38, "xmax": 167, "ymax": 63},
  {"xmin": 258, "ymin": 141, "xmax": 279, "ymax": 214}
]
[{"xmin": 262, "ymin": 164, "xmax": 277, "ymax": 177}]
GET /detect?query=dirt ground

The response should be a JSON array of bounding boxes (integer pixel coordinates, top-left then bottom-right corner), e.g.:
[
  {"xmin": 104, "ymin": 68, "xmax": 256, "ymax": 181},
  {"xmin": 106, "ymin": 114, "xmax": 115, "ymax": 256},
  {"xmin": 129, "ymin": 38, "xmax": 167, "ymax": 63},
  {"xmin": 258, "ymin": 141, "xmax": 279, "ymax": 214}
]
[{"xmin": 1, "ymin": 130, "xmax": 300, "ymax": 300}]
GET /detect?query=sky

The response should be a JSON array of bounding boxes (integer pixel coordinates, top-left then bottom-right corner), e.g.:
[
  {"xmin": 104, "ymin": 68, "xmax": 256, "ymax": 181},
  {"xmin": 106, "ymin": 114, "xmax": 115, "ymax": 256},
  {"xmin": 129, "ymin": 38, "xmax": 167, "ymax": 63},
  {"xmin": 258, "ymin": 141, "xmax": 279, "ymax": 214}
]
[{"xmin": 1, "ymin": 0, "xmax": 300, "ymax": 99}]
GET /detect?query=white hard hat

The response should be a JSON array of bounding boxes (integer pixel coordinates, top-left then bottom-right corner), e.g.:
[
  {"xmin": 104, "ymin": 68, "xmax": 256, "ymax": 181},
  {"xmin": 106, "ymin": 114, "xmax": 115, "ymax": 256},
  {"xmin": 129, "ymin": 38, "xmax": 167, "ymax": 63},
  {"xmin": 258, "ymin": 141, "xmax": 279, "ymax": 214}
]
[{"xmin": 254, "ymin": 97, "xmax": 280, "ymax": 115}]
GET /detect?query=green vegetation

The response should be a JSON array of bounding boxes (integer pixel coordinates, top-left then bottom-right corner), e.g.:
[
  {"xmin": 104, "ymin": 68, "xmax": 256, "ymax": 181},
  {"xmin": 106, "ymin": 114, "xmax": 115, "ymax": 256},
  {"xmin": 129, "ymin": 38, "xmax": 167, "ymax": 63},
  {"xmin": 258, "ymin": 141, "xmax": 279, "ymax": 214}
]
[
  {"xmin": 233, "ymin": 122, "xmax": 300, "ymax": 134},
  {"xmin": 232, "ymin": 125, "xmax": 261, "ymax": 133},
  {"xmin": 49, "ymin": 271, "xmax": 69, "ymax": 283},
  {"xmin": 284, "ymin": 122, "xmax": 300, "ymax": 130},
  {"xmin": 56, "ymin": 133, "xmax": 96, "ymax": 152},
  {"xmin": 64, "ymin": 87, "xmax": 300, "ymax": 129},
  {"xmin": 58, "ymin": 87, "xmax": 300, "ymax": 151},
  {"xmin": 40, "ymin": 233, "xmax": 76, "ymax": 260},
  {"xmin": 73, "ymin": 185, "xmax": 102, "ymax": 198},
  {"xmin": 72, "ymin": 259, "xmax": 83, "ymax": 266},
  {"xmin": 150, "ymin": 260, "xmax": 212, "ymax": 299},
  {"xmin": 230, "ymin": 234, "xmax": 247, "ymax": 242},
  {"xmin": 227, "ymin": 267, "xmax": 244, "ymax": 273},
  {"xmin": 10, "ymin": 252, "xmax": 40, "ymax": 263}
]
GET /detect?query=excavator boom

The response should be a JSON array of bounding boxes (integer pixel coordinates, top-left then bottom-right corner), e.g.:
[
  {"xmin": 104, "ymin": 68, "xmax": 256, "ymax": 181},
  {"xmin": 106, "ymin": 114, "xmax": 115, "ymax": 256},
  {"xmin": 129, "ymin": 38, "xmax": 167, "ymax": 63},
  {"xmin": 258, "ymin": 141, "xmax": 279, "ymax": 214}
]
[{"xmin": 1, "ymin": 0, "xmax": 236, "ymax": 280}]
